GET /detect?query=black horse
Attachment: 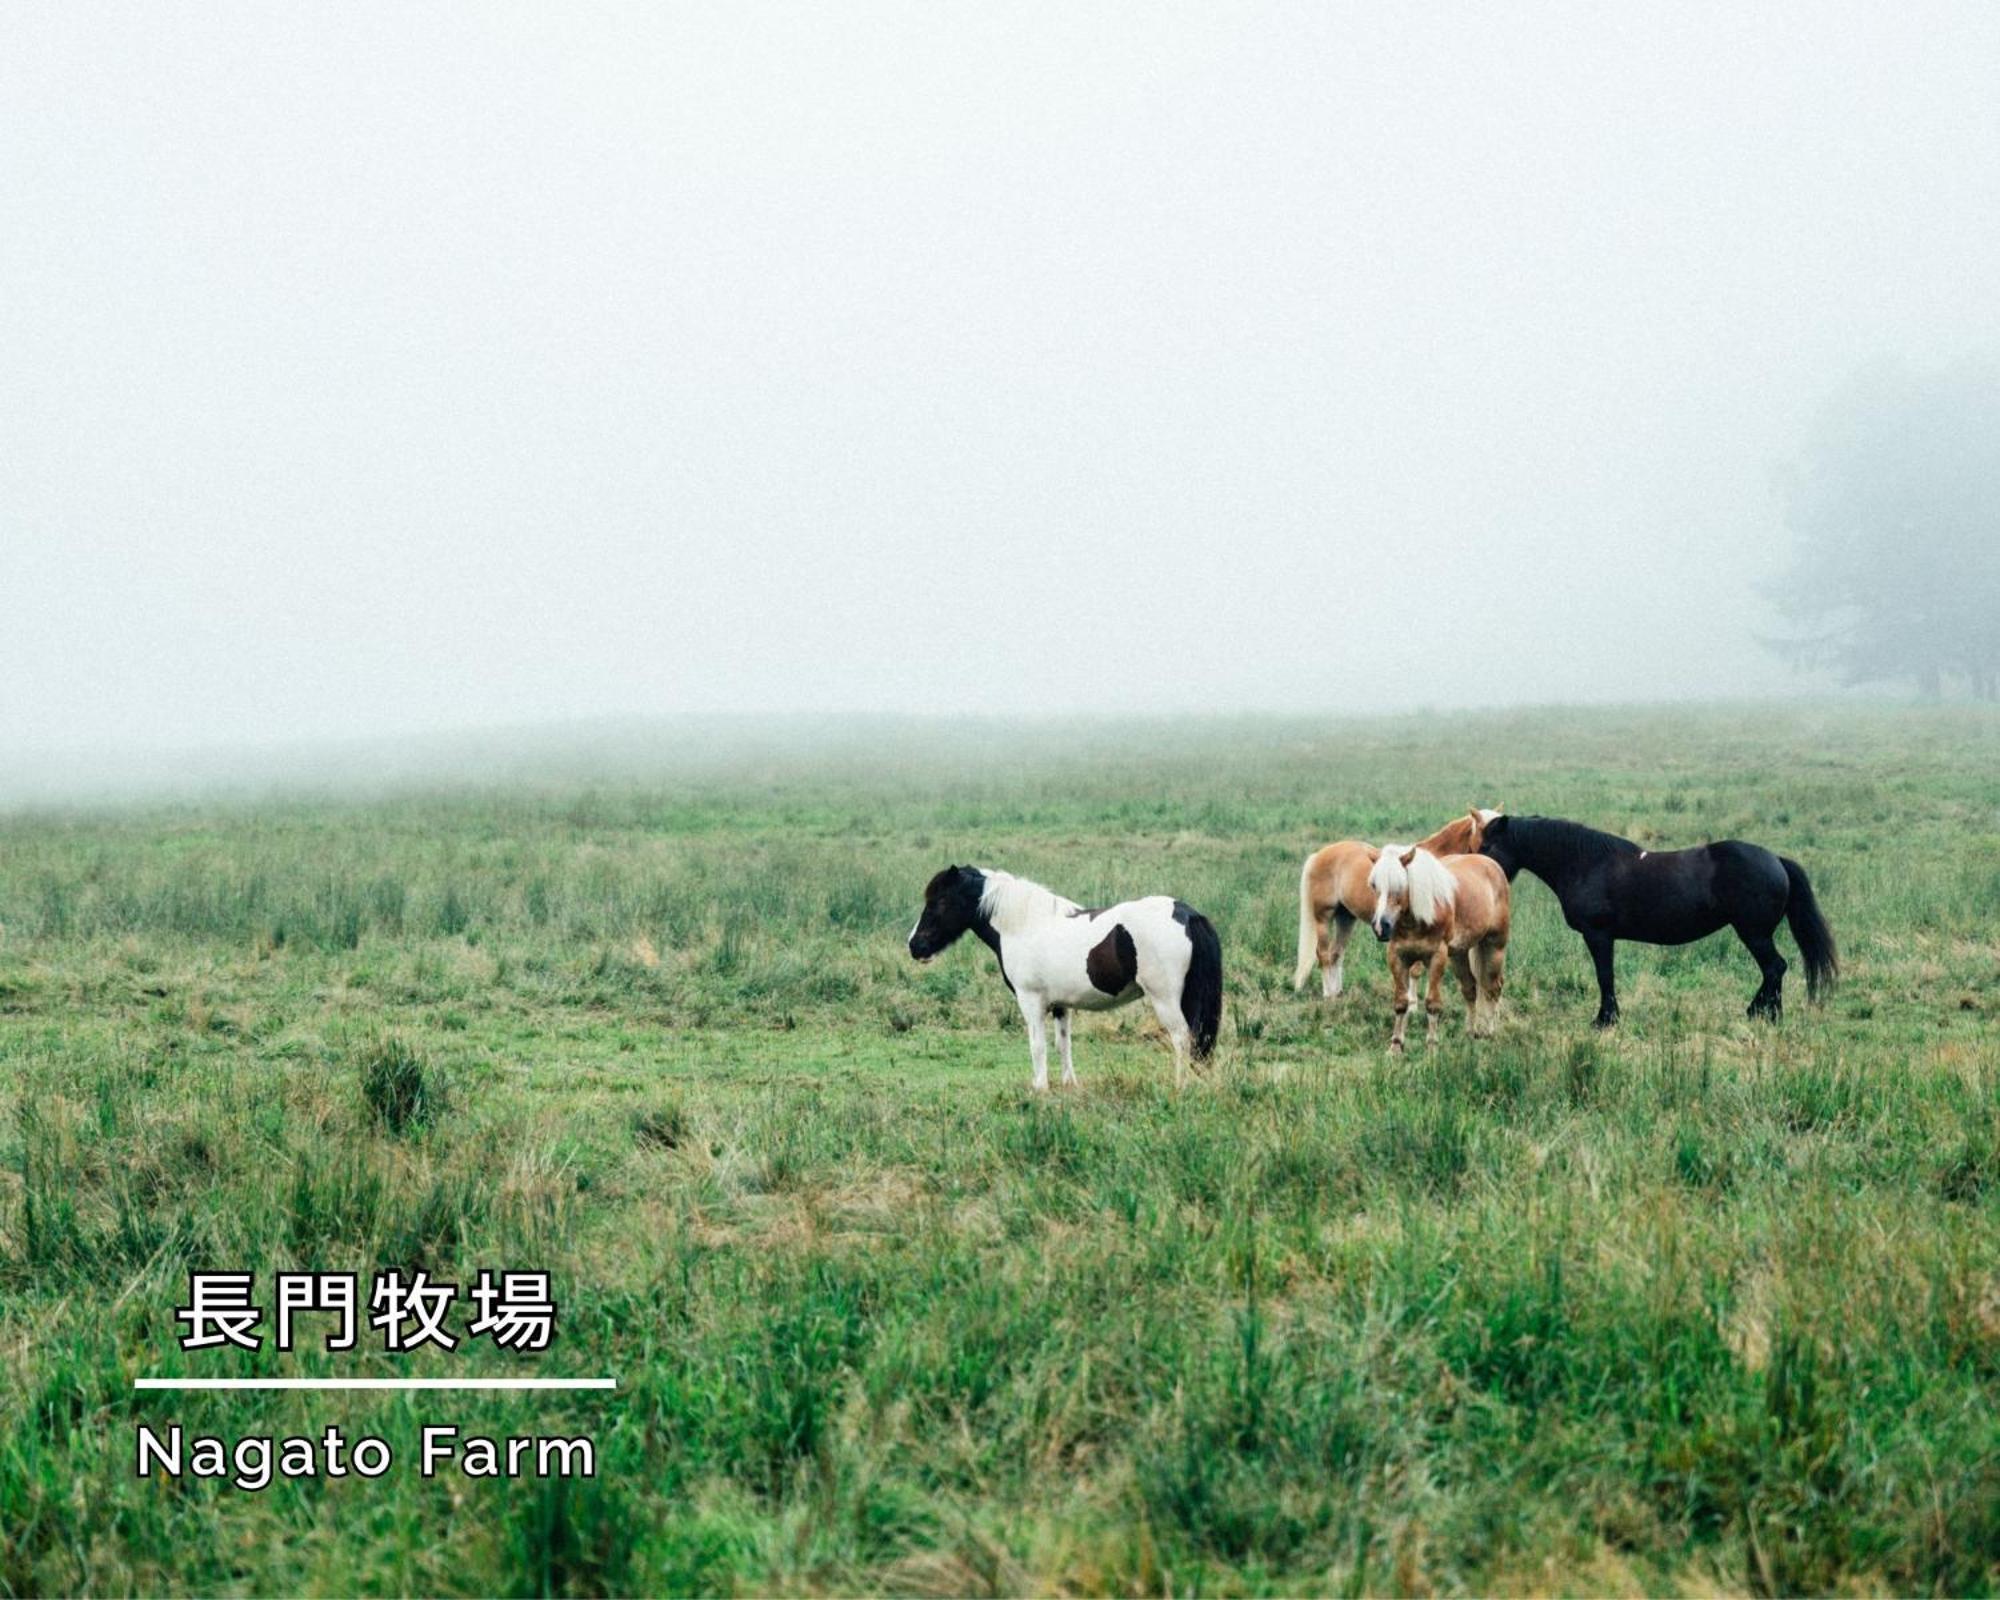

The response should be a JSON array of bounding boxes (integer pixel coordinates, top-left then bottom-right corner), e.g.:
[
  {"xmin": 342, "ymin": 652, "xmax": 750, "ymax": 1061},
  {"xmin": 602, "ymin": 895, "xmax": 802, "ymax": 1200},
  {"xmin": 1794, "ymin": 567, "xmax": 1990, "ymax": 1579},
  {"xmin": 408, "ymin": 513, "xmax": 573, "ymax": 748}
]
[{"xmin": 1478, "ymin": 815, "xmax": 1836, "ymax": 1027}]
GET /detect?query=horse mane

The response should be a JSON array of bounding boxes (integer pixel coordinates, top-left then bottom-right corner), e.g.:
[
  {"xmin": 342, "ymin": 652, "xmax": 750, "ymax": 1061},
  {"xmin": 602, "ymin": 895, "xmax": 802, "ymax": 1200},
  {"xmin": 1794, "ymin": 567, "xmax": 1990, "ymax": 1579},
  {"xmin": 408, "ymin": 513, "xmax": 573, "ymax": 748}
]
[
  {"xmin": 979, "ymin": 869, "xmax": 1082, "ymax": 927},
  {"xmin": 1367, "ymin": 845, "xmax": 1410, "ymax": 901},
  {"xmin": 1507, "ymin": 816, "xmax": 1640, "ymax": 873},
  {"xmin": 1368, "ymin": 846, "xmax": 1457, "ymax": 926},
  {"xmin": 1403, "ymin": 848, "xmax": 1458, "ymax": 925}
]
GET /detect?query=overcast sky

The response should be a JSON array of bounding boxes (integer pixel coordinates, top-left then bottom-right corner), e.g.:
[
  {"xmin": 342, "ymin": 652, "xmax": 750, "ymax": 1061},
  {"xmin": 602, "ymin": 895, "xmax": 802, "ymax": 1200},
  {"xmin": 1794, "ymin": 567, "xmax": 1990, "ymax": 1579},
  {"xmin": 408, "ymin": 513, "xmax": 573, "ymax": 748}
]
[{"xmin": 4, "ymin": 3, "xmax": 1997, "ymax": 755}]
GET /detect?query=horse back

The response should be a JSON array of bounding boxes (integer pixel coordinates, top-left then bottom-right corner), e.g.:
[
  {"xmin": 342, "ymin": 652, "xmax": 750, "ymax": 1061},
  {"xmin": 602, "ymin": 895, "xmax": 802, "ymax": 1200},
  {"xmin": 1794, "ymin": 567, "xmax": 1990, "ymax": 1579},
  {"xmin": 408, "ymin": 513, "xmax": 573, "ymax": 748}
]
[
  {"xmin": 1597, "ymin": 840, "xmax": 1786, "ymax": 943},
  {"xmin": 1305, "ymin": 840, "xmax": 1379, "ymax": 920}
]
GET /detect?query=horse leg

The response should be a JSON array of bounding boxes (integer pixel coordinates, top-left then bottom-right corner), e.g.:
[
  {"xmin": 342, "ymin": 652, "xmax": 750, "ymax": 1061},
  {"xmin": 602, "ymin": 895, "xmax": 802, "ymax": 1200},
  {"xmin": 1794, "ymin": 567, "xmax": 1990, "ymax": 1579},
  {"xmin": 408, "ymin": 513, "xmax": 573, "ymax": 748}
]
[
  {"xmin": 1479, "ymin": 941, "xmax": 1507, "ymax": 1031},
  {"xmin": 1735, "ymin": 924, "xmax": 1788, "ymax": 1022},
  {"xmin": 1424, "ymin": 949, "xmax": 1447, "ymax": 1049},
  {"xmin": 1019, "ymin": 993, "xmax": 1051, "ymax": 1092},
  {"xmin": 1149, "ymin": 992, "xmax": 1197, "ymax": 1087},
  {"xmin": 1387, "ymin": 949, "xmax": 1412, "ymax": 1055},
  {"xmin": 1584, "ymin": 933, "xmax": 1619, "ymax": 1027},
  {"xmin": 1325, "ymin": 909, "xmax": 1354, "ymax": 999},
  {"xmin": 1450, "ymin": 949, "xmax": 1477, "ymax": 1033},
  {"xmin": 1055, "ymin": 1007, "xmax": 1078, "ymax": 1086}
]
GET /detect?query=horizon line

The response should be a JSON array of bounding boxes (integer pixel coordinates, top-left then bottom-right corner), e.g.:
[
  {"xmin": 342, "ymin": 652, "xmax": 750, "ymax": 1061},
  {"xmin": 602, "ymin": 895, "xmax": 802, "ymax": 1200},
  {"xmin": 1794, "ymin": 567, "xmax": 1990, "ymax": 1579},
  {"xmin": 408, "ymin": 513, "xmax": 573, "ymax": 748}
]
[{"xmin": 134, "ymin": 1377, "xmax": 617, "ymax": 1391}]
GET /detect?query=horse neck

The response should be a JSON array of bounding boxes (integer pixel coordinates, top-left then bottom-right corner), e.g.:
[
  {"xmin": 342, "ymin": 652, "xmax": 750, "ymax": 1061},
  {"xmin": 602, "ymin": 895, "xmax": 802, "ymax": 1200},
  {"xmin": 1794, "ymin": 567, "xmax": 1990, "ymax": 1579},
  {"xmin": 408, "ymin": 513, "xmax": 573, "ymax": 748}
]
[
  {"xmin": 1405, "ymin": 857, "xmax": 1457, "ymax": 928},
  {"xmin": 1417, "ymin": 818, "xmax": 1472, "ymax": 856},
  {"xmin": 1508, "ymin": 820, "xmax": 1626, "ymax": 890},
  {"xmin": 980, "ymin": 872, "xmax": 1074, "ymax": 936}
]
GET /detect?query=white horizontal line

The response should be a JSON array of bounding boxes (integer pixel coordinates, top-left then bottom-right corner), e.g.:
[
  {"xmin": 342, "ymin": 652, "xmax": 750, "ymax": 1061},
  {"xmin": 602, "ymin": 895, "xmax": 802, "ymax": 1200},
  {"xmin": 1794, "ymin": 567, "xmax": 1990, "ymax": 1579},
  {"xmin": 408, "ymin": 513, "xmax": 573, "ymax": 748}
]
[{"xmin": 134, "ymin": 1377, "xmax": 616, "ymax": 1391}]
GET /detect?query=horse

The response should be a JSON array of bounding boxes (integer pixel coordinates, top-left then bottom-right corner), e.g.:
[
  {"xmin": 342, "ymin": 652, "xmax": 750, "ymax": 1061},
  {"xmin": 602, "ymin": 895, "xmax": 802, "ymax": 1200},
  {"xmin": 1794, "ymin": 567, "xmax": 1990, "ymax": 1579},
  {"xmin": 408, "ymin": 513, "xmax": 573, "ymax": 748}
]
[
  {"xmin": 1366, "ymin": 845, "xmax": 1511, "ymax": 1052},
  {"xmin": 907, "ymin": 865, "xmax": 1223, "ymax": 1091},
  {"xmin": 1476, "ymin": 815, "xmax": 1836, "ymax": 1027},
  {"xmin": 1294, "ymin": 807, "xmax": 1502, "ymax": 999}
]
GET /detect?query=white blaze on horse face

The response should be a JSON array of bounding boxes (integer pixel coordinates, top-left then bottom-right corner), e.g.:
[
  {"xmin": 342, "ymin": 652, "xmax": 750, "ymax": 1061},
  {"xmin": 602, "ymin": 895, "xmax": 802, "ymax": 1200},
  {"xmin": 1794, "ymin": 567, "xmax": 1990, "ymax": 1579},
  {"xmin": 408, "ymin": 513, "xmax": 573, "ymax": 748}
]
[{"xmin": 1368, "ymin": 847, "xmax": 1410, "ymax": 937}]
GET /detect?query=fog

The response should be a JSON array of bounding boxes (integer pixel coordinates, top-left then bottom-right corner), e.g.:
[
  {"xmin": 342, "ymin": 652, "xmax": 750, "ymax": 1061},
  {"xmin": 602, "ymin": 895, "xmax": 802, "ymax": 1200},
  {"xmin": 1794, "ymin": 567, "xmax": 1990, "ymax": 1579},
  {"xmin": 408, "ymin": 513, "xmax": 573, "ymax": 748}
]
[{"xmin": 5, "ymin": 4, "xmax": 1998, "ymax": 772}]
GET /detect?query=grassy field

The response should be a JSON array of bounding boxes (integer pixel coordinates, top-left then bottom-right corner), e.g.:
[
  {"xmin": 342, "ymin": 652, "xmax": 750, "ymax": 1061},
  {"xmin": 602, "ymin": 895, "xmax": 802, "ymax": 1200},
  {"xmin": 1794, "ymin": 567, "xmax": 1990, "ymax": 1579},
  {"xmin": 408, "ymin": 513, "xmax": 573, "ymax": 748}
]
[{"xmin": 2, "ymin": 704, "xmax": 1997, "ymax": 1597}]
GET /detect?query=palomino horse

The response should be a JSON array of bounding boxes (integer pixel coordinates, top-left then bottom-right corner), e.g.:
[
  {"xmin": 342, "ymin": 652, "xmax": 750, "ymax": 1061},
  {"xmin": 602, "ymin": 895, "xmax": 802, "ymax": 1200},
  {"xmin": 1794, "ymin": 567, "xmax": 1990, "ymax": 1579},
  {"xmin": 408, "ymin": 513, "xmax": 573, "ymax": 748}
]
[
  {"xmin": 1294, "ymin": 808, "xmax": 1501, "ymax": 999},
  {"xmin": 1477, "ymin": 815, "xmax": 1836, "ymax": 1026},
  {"xmin": 908, "ymin": 866, "xmax": 1223, "ymax": 1091},
  {"xmin": 1366, "ymin": 845, "xmax": 1511, "ymax": 1052}
]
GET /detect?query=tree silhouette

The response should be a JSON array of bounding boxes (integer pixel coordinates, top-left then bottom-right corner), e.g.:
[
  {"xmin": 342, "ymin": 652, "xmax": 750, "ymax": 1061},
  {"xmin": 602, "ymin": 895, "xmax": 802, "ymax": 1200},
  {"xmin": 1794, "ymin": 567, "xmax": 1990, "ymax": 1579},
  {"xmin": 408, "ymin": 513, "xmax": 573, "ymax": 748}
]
[{"xmin": 1767, "ymin": 361, "xmax": 2000, "ymax": 700}]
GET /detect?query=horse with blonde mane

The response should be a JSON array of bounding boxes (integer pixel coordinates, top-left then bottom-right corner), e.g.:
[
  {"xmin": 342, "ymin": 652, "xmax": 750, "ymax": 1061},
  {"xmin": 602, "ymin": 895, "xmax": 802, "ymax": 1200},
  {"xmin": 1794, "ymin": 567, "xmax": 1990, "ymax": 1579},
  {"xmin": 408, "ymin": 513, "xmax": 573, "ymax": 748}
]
[
  {"xmin": 1366, "ymin": 845, "xmax": 1511, "ymax": 1053},
  {"xmin": 1293, "ymin": 808, "xmax": 1501, "ymax": 999}
]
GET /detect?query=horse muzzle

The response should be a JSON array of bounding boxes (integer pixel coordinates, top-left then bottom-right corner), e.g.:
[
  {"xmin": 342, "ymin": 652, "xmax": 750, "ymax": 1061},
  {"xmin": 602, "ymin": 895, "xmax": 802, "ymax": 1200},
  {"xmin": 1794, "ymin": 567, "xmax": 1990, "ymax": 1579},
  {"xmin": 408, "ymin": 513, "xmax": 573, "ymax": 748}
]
[{"xmin": 1371, "ymin": 919, "xmax": 1394, "ymax": 943}]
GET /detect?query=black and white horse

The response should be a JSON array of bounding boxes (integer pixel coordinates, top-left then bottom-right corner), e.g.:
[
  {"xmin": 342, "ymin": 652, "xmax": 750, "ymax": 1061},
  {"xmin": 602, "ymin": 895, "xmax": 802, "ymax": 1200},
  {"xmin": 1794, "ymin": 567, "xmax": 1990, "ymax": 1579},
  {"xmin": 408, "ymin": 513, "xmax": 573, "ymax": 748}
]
[
  {"xmin": 1477, "ymin": 815, "xmax": 1836, "ymax": 1027},
  {"xmin": 907, "ymin": 865, "xmax": 1223, "ymax": 1090}
]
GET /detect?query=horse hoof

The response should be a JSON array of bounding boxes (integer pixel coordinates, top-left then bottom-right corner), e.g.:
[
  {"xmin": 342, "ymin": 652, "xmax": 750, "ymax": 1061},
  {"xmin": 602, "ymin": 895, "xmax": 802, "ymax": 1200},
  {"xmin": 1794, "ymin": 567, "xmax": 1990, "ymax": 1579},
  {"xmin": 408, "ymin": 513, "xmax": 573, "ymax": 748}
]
[{"xmin": 1592, "ymin": 1015, "xmax": 1618, "ymax": 1031}]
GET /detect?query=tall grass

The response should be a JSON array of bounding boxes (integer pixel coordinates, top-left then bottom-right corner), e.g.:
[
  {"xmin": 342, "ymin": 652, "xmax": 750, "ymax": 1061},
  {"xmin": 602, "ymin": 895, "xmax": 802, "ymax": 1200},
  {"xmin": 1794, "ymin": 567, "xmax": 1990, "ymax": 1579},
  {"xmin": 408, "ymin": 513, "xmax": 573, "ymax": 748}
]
[{"xmin": 0, "ymin": 705, "xmax": 1995, "ymax": 1594}]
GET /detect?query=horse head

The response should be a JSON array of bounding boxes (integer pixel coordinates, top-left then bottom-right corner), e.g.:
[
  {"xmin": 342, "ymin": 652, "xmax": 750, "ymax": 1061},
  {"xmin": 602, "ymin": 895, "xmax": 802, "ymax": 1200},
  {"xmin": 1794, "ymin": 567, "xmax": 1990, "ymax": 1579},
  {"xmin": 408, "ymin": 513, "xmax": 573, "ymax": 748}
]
[
  {"xmin": 1419, "ymin": 805, "xmax": 1504, "ymax": 858},
  {"xmin": 1370, "ymin": 846, "xmax": 1458, "ymax": 937},
  {"xmin": 908, "ymin": 865, "xmax": 987, "ymax": 961},
  {"xmin": 1366, "ymin": 846, "xmax": 1414, "ymax": 940},
  {"xmin": 1477, "ymin": 814, "xmax": 1520, "ymax": 879}
]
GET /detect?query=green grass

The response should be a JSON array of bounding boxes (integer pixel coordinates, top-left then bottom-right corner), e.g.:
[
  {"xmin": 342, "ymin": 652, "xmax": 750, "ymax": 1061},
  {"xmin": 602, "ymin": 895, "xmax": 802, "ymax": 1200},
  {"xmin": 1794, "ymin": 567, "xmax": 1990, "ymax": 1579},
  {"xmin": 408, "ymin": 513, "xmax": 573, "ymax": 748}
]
[{"xmin": 1, "ymin": 704, "xmax": 1997, "ymax": 1595}]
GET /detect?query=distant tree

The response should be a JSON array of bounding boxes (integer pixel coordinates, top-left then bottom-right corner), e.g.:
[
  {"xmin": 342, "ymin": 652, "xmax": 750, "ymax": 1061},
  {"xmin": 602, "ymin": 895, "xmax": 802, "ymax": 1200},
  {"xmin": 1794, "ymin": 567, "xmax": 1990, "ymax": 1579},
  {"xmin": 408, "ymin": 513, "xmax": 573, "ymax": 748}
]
[{"xmin": 1766, "ymin": 361, "xmax": 2000, "ymax": 700}]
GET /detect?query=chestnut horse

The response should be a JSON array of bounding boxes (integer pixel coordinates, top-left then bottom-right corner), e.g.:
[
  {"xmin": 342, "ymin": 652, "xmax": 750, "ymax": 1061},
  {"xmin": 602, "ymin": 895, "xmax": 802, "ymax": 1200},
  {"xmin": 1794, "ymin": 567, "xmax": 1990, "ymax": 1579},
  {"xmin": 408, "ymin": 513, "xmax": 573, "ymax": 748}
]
[
  {"xmin": 1293, "ymin": 808, "xmax": 1501, "ymax": 999},
  {"xmin": 1366, "ymin": 845, "xmax": 1511, "ymax": 1052}
]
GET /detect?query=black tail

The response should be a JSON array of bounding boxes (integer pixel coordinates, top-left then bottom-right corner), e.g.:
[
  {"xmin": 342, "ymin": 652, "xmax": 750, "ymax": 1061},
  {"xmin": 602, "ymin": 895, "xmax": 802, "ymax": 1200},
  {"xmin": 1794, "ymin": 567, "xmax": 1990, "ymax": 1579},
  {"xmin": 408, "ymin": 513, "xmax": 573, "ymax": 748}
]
[
  {"xmin": 1780, "ymin": 856, "xmax": 1837, "ymax": 1002},
  {"xmin": 1178, "ymin": 907, "xmax": 1223, "ymax": 1060}
]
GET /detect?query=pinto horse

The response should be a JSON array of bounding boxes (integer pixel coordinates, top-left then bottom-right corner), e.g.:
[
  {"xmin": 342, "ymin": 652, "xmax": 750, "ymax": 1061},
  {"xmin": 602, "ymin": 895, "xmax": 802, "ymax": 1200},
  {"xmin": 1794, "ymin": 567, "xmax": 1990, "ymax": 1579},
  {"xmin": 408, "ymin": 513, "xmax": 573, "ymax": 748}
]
[
  {"xmin": 1477, "ymin": 815, "xmax": 1836, "ymax": 1026},
  {"xmin": 908, "ymin": 866, "xmax": 1223, "ymax": 1091},
  {"xmin": 1366, "ymin": 845, "xmax": 1510, "ymax": 1052},
  {"xmin": 1294, "ymin": 808, "xmax": 1501, "ymax": 998}
]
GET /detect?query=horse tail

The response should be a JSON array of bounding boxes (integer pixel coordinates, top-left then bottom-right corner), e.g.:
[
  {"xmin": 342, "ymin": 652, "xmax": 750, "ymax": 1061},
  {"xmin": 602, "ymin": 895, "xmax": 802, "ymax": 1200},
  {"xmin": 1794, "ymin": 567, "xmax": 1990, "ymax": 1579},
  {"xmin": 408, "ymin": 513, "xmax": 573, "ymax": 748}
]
[
  {"xmin": 1180, "ymin": 908, "xmax": 1224, "ymax": 1060},
  {"xmin": 1780, "ymin": 856, "xmax": 1838, "ymax": 1002},
  {"xmin": 1293, "ymin": 855, "xmax": 1321, "ymax": 990}
]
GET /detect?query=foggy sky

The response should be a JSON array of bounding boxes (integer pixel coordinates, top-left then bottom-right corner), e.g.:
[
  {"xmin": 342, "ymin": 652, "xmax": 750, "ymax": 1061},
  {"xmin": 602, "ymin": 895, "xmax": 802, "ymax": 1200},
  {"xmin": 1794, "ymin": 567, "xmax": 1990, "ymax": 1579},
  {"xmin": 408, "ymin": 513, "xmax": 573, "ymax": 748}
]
[{"xmin": 5, "ymin": 3, "xmax": 1998, "ymax": 757}]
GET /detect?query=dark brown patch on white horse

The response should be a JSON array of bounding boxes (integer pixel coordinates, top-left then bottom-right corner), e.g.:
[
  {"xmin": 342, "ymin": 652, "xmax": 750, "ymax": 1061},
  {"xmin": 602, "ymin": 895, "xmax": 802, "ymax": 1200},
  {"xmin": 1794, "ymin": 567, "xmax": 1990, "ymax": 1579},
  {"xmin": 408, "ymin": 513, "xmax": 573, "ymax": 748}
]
[{"xmin": 1085, "ymin": 924, "xmax": 1139, "ymax": 995}]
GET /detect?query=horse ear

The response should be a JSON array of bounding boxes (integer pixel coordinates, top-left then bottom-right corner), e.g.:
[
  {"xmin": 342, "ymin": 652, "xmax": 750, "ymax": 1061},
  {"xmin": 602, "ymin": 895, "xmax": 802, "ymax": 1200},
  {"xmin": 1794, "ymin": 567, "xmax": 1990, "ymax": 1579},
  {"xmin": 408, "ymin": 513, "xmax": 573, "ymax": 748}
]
[{"xmin": 1399, "ymin": 846, "xmax": 1417, "ymax": 866}]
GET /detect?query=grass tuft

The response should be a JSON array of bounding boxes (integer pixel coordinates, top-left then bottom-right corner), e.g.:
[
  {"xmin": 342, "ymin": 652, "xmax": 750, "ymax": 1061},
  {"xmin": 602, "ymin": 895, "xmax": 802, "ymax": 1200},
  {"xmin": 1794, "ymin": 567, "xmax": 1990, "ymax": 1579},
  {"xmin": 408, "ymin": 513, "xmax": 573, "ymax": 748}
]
[{"xmin": 358, "ymin": 1037, "xmax": 447, "ymax": 1136}]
